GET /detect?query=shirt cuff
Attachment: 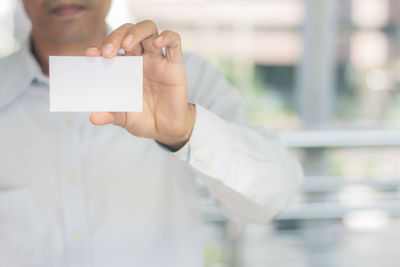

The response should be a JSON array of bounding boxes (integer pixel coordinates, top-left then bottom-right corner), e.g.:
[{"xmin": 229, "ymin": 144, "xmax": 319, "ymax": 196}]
[{"xmin": 171, "ymin": 104, "xmax": 234, "ymax": 180}]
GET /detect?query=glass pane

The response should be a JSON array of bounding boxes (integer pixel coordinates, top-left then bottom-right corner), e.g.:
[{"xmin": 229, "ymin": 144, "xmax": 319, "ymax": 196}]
[
  {"xmin": 130, "ymin": 0, "xmax": 304, "ymax": 131},
  {"xmin": 336, "ymin": 0, "xmax": 400, "ymax": 129}
]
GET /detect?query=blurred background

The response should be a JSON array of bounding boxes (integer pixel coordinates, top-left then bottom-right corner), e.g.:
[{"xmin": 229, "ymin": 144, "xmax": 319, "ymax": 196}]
[{"xmin": 2, "ymin": 0, "xmax": 400, "ymax": 266}]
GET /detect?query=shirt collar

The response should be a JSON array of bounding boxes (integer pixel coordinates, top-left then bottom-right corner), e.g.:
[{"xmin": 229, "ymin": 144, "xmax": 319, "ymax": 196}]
[
  {"xmin": 0, "ymin": 38, "xmax": 44, "ymax": 110},
  {"xmin": 0, "ymin": 26, "xmax": 113, "ymax": 110}
]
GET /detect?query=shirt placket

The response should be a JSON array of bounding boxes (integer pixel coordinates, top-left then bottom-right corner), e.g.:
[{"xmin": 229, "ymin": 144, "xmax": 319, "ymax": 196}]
[{"xmin": 57, "ymin": 112, "xmax": 92, "ymax": 267}]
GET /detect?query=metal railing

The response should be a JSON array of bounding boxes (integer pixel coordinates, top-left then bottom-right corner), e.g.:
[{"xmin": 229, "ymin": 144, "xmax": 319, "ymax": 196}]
[{"xmin": 202, "ymin": 129, "xmax": 400, "ymax": 267}]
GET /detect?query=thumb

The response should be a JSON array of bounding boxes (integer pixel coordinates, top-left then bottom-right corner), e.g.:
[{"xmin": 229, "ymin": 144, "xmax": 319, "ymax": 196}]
[
  {"xmin": 90, "ymin": 112, "xmax": 114, "ymax": 125},
  {"xmin": 90, "ymin": 112, "xmax": 128, "ymax": 128}
]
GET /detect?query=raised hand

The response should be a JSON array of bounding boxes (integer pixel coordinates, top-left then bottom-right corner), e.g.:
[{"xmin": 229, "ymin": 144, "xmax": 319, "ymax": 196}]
[{"xmin": 85, "ymin": 21, "xmax": 196, "ymax": 150}]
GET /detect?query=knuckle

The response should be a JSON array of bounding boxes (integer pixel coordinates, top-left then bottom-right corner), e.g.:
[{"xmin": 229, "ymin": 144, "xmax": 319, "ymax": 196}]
[
  {"xmin": 167, "ymin": 31, "xmax": 181, "ymax": 43},
  {"xmin": 143, "ymin": 20, "xmax": 158, "ymax": 32},
  {"xmin": 143, "ymin": 19, "xmax": 155, "ymax": 26},
  {"xmin": 106, "ymin": 36, "xmax": 119, "ymax": 45},
  {"xmin": 107, "ymin": 34, "xmax": 121, "ymax": 43},
  {"xmin": 122, "ymin": 22, "xmax": 134, "ymax": 28},
  {"xmin": 111, "ymin": 23, "xmax": 133, "ymax": 35},
  {"xmin": 112, "ymin": 24, "xmax": 131, "ymax": 36},
  {"xmin": 163, "ymin": 30, "xmax": 180, "ymax": 40},
  {"xmin": 117, "ymin": 23, "xmax": 132, "ymax": 32}
]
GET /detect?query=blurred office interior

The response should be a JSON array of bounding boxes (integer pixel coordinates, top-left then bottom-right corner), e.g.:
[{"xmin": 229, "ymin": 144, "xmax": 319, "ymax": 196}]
[{"xmin": 2, "ymin": 0, "xmax": 400, "ymax": 266}]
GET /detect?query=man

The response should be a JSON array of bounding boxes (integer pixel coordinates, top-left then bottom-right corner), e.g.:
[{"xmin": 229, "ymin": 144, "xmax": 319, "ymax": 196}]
[{"xmin": 0, "ymin": 0, "xmax": 302, "ymax": 266}]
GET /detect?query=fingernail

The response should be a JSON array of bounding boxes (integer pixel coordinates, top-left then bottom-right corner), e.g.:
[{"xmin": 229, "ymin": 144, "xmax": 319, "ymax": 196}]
[
  {"xmin": 123, "ymin": 34, "xmax": 134, "ymax": 47},
  {"xmin": 103, "ymin": 43, "xmax": 114, "ymax": 55},
  {"xmin": 88, "ymin": 47, "xmax": 98, "ymax": 52}
]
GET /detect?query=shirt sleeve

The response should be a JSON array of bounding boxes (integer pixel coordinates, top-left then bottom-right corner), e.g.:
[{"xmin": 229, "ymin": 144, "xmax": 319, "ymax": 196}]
[{"xmin": 168, "ymin": 53, "xmax": 303, "ymax": 224}]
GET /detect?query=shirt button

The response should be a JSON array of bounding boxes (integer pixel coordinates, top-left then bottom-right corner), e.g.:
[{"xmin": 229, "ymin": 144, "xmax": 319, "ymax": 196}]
[
  {"xmin": 194, "ymin": 148, "xmax": 205, "ymax": 160},
  {"xmin": 63, "ymin": 113, "xmax": 73, "ymax": 124},
  {"xmin": 65, "ymin": 173, "xmax": 77, "ymax": 184},
  {"xmin": 72, "ymin": 232, "xmax": 83, "ymax": 243}
]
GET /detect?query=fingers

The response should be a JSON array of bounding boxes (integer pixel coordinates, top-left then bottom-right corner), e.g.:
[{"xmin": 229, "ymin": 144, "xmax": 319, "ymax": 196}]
[
  {"xmin": 101, "ymin": 23, "xmax": 133, "ymax": 58},
  {"xmin": 90, "ymin": 112, "xmax": 114, "ymax": 125},
  {"xmin": 88, "ymin": 21, "xmax": 176, "ymax": 59},
  {"xmin": 101, "ymin": 21, "xmax": 162, "ymax": 58},
  {"xmin": 153, "ymin": 30, "xmax": 183, "ymax": 63},
  {"xmin": 124, "ymin": 20, "xmax": 161, "ymax": 55}
]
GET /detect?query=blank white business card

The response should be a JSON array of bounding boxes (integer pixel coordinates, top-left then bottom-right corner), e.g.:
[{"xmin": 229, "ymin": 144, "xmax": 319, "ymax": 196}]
[{"xmin": 49, "ymin": 56, "xmax": 143, "ymax": 112}]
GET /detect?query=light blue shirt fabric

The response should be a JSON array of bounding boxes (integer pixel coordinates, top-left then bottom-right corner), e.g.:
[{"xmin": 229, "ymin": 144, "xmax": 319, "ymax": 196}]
[{"xmin": 0, "ymin": 40, "xmax": 303, "ymax": 267}]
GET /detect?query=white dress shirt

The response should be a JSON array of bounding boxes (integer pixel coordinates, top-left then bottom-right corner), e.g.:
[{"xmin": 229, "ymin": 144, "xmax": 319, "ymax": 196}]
[{"xmin": 0, "ymin": 40, "xmax": 303, "ymax": 267}]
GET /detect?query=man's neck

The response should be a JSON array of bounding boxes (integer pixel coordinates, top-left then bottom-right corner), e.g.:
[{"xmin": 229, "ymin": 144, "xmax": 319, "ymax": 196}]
[{"xmin": 31, "ymin": 25, "xmax": 108, "ymax": 76}]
